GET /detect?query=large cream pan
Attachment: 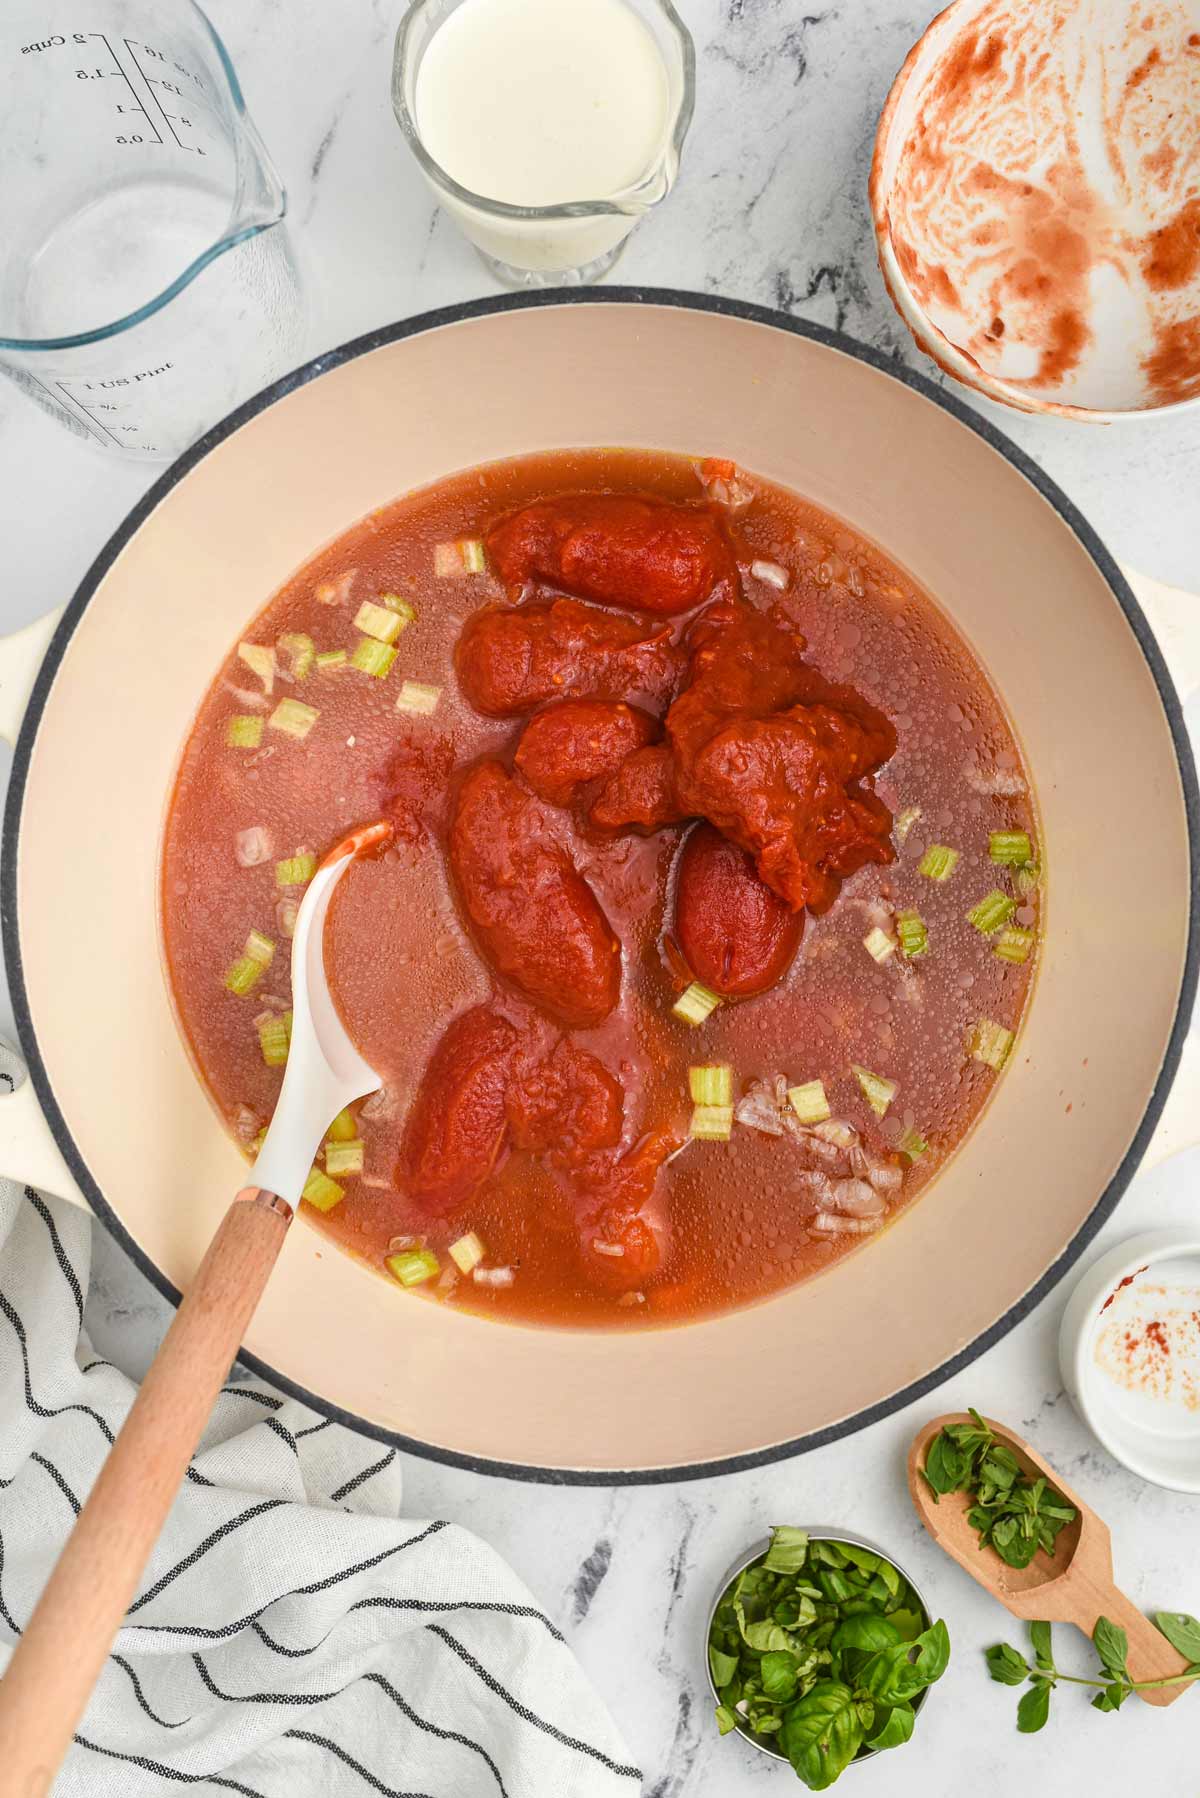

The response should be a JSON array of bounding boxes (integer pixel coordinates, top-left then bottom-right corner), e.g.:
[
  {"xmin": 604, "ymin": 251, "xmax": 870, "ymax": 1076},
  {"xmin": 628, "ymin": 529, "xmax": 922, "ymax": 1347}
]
[{"xmin": 3, "ymin": 293, "xmax": 1197, "ymax": 1481}]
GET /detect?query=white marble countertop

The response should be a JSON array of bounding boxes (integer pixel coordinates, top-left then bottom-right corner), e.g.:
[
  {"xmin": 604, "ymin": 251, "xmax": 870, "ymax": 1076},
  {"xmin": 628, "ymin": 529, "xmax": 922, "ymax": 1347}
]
[{"xmin": 2, "ymin": 1, "xmax": 1199, "ymax": 1791}]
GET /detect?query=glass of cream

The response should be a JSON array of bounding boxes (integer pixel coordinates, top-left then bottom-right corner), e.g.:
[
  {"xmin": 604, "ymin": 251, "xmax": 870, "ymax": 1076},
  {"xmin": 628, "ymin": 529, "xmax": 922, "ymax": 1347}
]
[{"xmin": 392, "ymin": 0, "xmax": 694, "ymax": 286}]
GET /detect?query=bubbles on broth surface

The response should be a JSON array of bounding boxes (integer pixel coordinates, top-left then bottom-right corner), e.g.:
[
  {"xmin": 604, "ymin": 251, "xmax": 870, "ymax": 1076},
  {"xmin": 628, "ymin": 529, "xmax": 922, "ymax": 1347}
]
[{"xmin": 161, "ymin": 448, "xmax": 1038, "ymax": 1327}]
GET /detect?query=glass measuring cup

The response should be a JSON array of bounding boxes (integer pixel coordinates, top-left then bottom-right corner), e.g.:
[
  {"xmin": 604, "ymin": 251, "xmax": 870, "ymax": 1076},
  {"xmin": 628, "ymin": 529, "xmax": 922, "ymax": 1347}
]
[
  {"xmin": 0, "ymin": 0, "xmax": 304, "ymax": 460},
  {"xmin": 392, "ymin": 0, "xmax": 695, "ymax": 287}
]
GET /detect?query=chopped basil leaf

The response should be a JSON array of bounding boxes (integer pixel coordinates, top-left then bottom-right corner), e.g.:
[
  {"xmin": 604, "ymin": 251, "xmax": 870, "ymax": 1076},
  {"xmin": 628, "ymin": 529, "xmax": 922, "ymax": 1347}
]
[{"xmin": 707, "ymin": 1526, "xmax": 948, "ymax": 1785}]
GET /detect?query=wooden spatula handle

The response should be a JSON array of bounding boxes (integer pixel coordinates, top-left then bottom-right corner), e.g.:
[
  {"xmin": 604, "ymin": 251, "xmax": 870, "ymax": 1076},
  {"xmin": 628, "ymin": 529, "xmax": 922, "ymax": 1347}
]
[
  {"xmin": 1068, "ymin": 1571, "xmax": 1192, "ymax": 1707},
  {"xmin": 0, "ymin": 1190, "xmax": 292, "ymax": 1791}
]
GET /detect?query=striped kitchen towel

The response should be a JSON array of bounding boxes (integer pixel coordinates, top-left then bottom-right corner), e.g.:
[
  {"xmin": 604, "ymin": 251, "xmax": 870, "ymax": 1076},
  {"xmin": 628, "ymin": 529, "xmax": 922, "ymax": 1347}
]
[{"xmin": 0, "ymin": 1105, "xmax": 640, "ymax": 1793}]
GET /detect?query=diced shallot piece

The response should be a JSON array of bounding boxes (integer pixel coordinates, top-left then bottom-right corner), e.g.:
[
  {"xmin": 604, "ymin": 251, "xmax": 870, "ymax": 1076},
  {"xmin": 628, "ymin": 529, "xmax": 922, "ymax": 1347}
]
[
  {"xmin": 235, "ymin": 826, "xmax": 273, "ymax": 867},
  {"xmin": 314, "ymin": 568, "xmax": 357, "ymax": 605},
  {"xmin": 810, "ymin": 1119, "xmax": 858, "ymax": 1149},
  {"xmin": 793, "ymin": 1171, "xmax": 885, "ymax": 1216},
  {"xmin": 473, "ymin": 1265, "xmax": 516, "ymax": 1287},
  {"xmin": 810, "ymin": 1211, "xmax": 884, "ymax": 1236},
  {"xmin": 750, "ymin": 559, "xmax": 790, "ymax": 590},
  {"xmin": 965, "ymin": 762, "xmax": 1027, "ymax": 797},
  {"xmin": 848, "ymin": 1144, "xmax": 904, "ymax": 1193},
  {"xmin": 830, "ymin": 1177, "xmax": 886, "ymax": 1217},
  {"xmin": 698, "ymin": 459, "xmax": 755, "ymax": 509},
  {"xmin": 230, "ymin": 1104, "xmax": 261, "ymax": 1144},
  {"xmin": 782, "ymin": 1117, "xmax": 845, "ymax": 1166},
  {"xmin": 734, "ymin": 1082, "xmax": 787, "ymax": 1136},
  {"xmin": 224, "ymin": 683, "xmax": 268, "ymax": 710},
  {"xmin": 362, "ymin": 1086, "xmax": 401, "ymax": 1120}
]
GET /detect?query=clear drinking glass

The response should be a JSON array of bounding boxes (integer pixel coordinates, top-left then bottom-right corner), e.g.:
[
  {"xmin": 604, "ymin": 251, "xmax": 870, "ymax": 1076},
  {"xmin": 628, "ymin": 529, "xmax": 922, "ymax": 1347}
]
[
  {"xmin": 0, "ymin": 0, "xmax": 304, "ymax": 460},
  {"xmin": 392, "ymin": 0, "xmax": 695, "ymax": 288}
]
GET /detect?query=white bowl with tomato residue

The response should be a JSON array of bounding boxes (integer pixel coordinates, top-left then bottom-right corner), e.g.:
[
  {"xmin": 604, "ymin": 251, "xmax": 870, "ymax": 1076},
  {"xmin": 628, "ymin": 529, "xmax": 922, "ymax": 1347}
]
[
  {"xmin": 870, "ymin": 0, "xmax": 1200, "ymax": 419},
  {"xmin": 1060, "ymin": 1225, "xmax": 1200, "ymax": 1491}
]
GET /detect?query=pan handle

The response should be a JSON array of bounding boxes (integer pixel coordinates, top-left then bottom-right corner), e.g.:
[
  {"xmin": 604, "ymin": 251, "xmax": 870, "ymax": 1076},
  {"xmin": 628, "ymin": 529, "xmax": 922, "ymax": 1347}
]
[
  {"xmin": 0, "ymin": 605, "xmax": 86, "ymax": 1208},
  {"xmin": 1123, "ymin": 567, "xmax": 1200, "ymax": 706},
  {"xmin": 1121, "ymin": 570, "xmax": 1200, "ymax": 1169},
  {"xmin": 0, "ymin": 606, "xmax": 65, "ymax": 745},
  {"xmin": 0, "ymin": 1079, "xmax": 89, "ymax": 1211}
]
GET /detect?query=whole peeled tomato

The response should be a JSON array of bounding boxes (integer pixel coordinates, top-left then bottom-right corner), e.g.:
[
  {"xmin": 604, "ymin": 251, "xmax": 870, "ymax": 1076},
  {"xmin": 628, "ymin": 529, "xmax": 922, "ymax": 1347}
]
[
  {"xmin": 449, "ymin": 760, "xmax": 621, "ymax": 1028},
  {"xmin": 400, "ymin": 1005, "xmax": 516, "ymax": 1213},
  {"xmin": 674, "ymin": 822, "xmax": 803, "ymax": 997}
]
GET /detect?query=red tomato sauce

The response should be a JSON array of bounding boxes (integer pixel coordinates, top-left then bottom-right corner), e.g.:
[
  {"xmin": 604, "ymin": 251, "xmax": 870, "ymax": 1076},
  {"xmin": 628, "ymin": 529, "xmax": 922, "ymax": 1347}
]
[{"xmin": 161, "ymin": 449, "xmax": 1038, "ymax": 1329}]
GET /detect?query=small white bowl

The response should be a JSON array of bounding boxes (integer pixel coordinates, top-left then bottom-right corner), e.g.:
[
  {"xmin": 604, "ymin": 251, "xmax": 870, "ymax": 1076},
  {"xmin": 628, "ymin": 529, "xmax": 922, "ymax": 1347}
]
[
  {"xmin": 870, "ymin": 0, "xmax": 1200, "ymax": 420},
  {"xmin": 1060, "ymin": 1228, "xmax": 1200, "ymax": 1492}
]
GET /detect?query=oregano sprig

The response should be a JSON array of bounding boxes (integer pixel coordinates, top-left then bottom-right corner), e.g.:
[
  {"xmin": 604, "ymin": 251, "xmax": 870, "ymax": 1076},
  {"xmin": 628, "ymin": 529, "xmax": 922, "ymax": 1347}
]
[
  {"xmin": 921, "ymin": 1409, "xmax": 1076, "ymax": 1567},
  {"xmin": 986, "ymin": 1615, "xmax": 1200, "ymax": 1731}
]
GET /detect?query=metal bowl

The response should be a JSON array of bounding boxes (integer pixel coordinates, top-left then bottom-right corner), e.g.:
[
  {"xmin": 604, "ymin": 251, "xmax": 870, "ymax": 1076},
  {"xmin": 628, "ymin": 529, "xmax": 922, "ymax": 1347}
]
[{"xmin": 704, "ymin": 1528, "xmax": 934, "ymax": 1767}]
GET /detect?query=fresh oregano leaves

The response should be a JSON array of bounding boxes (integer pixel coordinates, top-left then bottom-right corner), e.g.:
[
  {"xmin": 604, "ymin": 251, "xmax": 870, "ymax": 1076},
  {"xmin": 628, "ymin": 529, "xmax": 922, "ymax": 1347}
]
[{"xmin": 987, "ymin": 1614, "xmax": 1200, "ymax": 1734}]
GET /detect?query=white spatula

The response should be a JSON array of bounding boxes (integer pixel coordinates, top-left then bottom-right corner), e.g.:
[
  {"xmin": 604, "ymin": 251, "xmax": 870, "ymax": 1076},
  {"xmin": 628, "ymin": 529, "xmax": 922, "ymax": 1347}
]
[{"xmin": 0, "ymin": 820, "xmax": 392, "ymax": 1792}]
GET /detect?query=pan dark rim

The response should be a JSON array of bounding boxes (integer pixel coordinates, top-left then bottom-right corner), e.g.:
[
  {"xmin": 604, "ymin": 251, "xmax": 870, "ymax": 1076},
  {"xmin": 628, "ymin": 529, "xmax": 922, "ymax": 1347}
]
[{"xmin": 4, "ymin": 286, "xmax": 1197, "ymax": 1486}]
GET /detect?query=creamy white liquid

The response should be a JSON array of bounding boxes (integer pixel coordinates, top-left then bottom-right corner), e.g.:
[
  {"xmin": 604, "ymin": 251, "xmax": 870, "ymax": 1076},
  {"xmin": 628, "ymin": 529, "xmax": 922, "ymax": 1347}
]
[{"xmin": 415, "ymin": 0, "xmax": 671, "ymax": 208}]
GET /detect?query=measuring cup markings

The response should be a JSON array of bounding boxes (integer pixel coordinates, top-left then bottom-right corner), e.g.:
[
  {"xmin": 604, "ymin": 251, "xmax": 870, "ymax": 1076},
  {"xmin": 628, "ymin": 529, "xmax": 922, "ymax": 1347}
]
[
  {"xmin": 73, "ymin": 32, "xmax": 164, "ymax": 147},
  {"xmin": 2, "ymin": 2, "xmax": 305, "ymax": 459},
  {"xmin": 120, "ymin": 38, "xmax": 214, "ymax": 153},
  {"xmin": 70, "ymin": 32, "xmax": 215, "ymax": 154}
]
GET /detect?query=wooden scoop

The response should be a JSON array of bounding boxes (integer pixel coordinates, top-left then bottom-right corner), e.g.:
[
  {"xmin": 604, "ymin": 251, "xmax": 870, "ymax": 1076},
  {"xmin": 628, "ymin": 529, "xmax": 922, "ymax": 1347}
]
[
  {"xmin": 908, "ymin": 1412, "xmax": 1190, "ymax": 1706},
  {"xmin": 0, "ymin": 822, "xmax": 393, "ymax": 1791}
]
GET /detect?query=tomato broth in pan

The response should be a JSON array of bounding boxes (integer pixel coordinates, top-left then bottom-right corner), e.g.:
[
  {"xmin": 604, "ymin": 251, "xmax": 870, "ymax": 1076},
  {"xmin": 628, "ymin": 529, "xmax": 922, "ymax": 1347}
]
[{"xmin": 162, "ymin": 449, "xmax": 1038, "ymax": 1327}]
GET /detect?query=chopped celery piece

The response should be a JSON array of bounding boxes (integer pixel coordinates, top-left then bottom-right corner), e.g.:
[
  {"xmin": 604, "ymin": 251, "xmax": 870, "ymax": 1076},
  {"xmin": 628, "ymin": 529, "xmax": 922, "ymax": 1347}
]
[
  {"xmin": 226, "ymin": 715, "xmax": 263, "ymax": 750},
  {"xmin": 994, "ymin": 925, "xmax": 1034, "ymax": 964},
  {"xmin": 863, "ymin": 925, "xmax": 897, "ymax": 964},
  {"xmin": 672, "ymin": 981, "xmax": 722, "ymax": 1027},
  {"xmin": 690, "ymin": 1103, "xmax": 734, "ymax": 1141},
  {"xmin": 894, "ymin": 805, "xmax": 922, "ymax": 843},
  {"xmin": 449, "ymin": 1231, "xmax": 486, "ymax": 1274},
  {"xmin": 989, "ymin": 830, "xmax": 1033, "ymax": 866},
  {"xmin": 689, "ymin": 1063, "xmax": 733, "ymax": 1106},
  {"xmin": 225, "ymin": 956, "xmax": 264, "ymax": 996},
  {"xmin": 245, "ymin": 930, "xmax": 275, "ymax": 966},
  {"xmin": 257, "ymin": 1011, "xmax": 292, "ymax": 1068},
  {"xmin": 237, "ymin": 642, "xmax": 275, "ymax": 694},
  {"xmin": 788, "ymin": 1080, "xmax": 831, "ymax": 1124},
  {"xmin": 350, "ymin": 637, "xmax": 397, "ymax": 678},
  {"xmin": 1015, "ymin": 860, "xmax": 1041, "ymax": 898},
  {"xmin": 967, "ymin": 889, "xmax": 1016, "ymax": 935},
  {"xmin": 896, "ymin": 909, "xmax": 929, "ymax": 959},
  {"xmin": 325, "ymin": 1139, "xmax": 364, "ymax": 1176},
  {"xmin": 354, "ymin": 599, "xmax": 405, "ymax": 645},
  {"xmin": 226, "ymin": 928, "xmax": 274, "ymax": 993},
  {"xmin": 326, "ymin": 1107, "xmax": 357, "ymax": 1142},
  {"xmin": 434, "ymin": 539, "xmax": 486, "ymax": 577},
  {"xmin": 302, "ymin": 1168, "xmax": 345, "ymax": 1212},
  {"xmin": 918, "ymin": 844, "xmax": 959, "ymax": 881},
  {"xmin": 315, "ymin": 648, "xmax": 347, "ymax": 670},
  {"xmin": 275, "ymin": 853, "xmax": 317, "ymax": 888},
  {"xmin": 396, "ymin": 680, "xmax": 443, "ymax": 716},
  {"xmin": 268, "ymin": 697, "xmax": 319, "ymax": 739},
  {"xmin": 852, "ymin": 1063, "xmax": 897, "ymax": 1118},
  {"xmin": 969, "ymin": 1017, "xmax": 1014, "ymax": 1070},
  {"xmin": 379, "ymin": 592, "xmax": 417, "ymax": 624},
  {"xmin": 278, "ymin": 632, "xmax": 315, "ymax": 680},
  {"xmin": 387, "ymin": 1247, "xmax": 440, "ymax": 1286},
  {"xmin": 899, "ymin": 1126, "xmax": 928, "ymax": 1160}
]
